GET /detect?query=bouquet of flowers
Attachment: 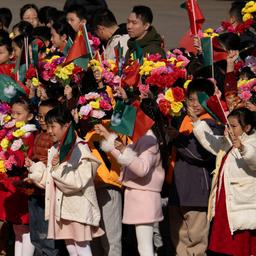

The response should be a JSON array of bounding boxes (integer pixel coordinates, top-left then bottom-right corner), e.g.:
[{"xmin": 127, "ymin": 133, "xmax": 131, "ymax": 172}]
[
  {"xmin": 78, "ymin": 92, "xmax": 113, "ymax": 122},
  {"xmin": 0, "ymin": 104, "xmax": 37, "ymax": 173},
  {"xmin": 238, "ymin": 78, "xmax": 256, "ymax": 104},
  {"xmin": 38, "ymin": 55, "xmax": 83, "ymax": 86},
  {"xmin": 88, "ymin": 59, "xmax": 121, "ymax": 88},
  {"xmin": 156, "ymin": 86, "xmax": 186, "ymax": 117},
  {"xmin": 139, "ymin": 51, "xmax": 188, "ymax": 89}
]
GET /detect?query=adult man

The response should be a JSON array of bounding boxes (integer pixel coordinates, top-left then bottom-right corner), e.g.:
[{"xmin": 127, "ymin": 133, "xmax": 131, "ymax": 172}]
[
  {"xmin": 125, "ymin": 5, "xmax": 165, "ymax": 62},
  {"xmin": 92, "ymin": 8, "xmax": 129, "ymax": 60}
]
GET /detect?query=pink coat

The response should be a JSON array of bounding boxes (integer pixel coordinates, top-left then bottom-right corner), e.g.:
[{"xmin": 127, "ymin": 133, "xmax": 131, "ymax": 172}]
[{"xmin": 101, "ymin": 130, "xmax": 164, "ymax": 224}]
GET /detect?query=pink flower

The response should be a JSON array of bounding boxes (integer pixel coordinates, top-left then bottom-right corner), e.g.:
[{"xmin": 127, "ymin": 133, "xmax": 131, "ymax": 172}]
[
  {"xmin": 84, "ymin": 92, "xmax": 100, "ymax": 100},
  {"xmin": 4, "ymin": 120, "xmax": 15, "ymax": 129},
  {"xmin": 78, "ymin": 96, "xmax": 86, "ymax": 105},
  {"xmin": 6, "ymin": 131, "xmax": 14, "ymax": 140},
  {"xmin": 5, "ymin": 155, "xmax": 17, "ymax": 170},
  {"xmin": 79, "ymin": 105, "xmax": 92, "ymax": 118},
  {"xmin": 146, "ymin": 53, "xmax": 162, "ymax": 62},
  {"xmin": 90, "ymin": 110, "xmax": 105, "ymax": 119},
  {"xmin": 138, "ymin": 83, "xmax": 150, "ymax": 95},
  {"xmin": 173, "ymin": 49, "xmax": 183, "ymax": 55},
  {"xmin": 10, "ymin": 139, "xmax": 23, "ymax": 151},
  {"xmin": 239, "ymin": 91, "xmax": 252, "ymax": 101},
  {"xmin": 99, "ymin": 100, "xmax": 112, "ymax": 111}
]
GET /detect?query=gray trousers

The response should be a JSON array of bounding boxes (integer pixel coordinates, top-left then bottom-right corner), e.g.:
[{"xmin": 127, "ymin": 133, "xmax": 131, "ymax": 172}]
[{"xmin": 91, "ymin": 187, "xmax": 122, "ymax": 256}]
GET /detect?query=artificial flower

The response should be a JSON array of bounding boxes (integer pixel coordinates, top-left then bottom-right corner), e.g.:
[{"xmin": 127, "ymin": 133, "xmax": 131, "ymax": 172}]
[
  {"xmin": 0, "ymin": 138, "xmax": 9, "ymax": 150},
  {"xmin": 31, "ymin": 77, "xmax": 39, "ymax": 87},
  {"xmin": 13, "ymin": 129, "xmax": 25, "ymax": 138},
  {"xmin": 15, "ymin": 121, "xmax": 25, "ymax": 129}
]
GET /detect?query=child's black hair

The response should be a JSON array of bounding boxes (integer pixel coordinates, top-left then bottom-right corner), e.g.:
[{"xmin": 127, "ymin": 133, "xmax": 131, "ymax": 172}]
[
  {"xmin": 218, "ymin": 32, "xmax": 241, "ymax": 51},
  {"xmin": 240, "ymin": 66, "xmax": 256, "ymax": 80},
  {"xmin": 65, "ymin": 4, "xmax": 88, "ymax": 21},
  {"xmin": 12, "ymin": 21, "xmax": 33, "ymax": 37},
  {"xmin": 0, "ymin": 8, "xmax": 12, "ymax": 29},
  {"xmin": 229, "ymin": 1, "xmax": 245, "ymax": 24},
  {"xmin": 38, "ymin": 6, "xmax": 58, "ymax": 25},
  {"xmin": 52, "ymin": 20, "xmax": 76, "ymax": 41},
  {"xmin": 228, "ymin": 107, "xmax": 256, "ymax": 134},
  {"xmin": 45, "ymin": 104, "xmax": 72, "ymax": 125},
  {"xmin": 12, "ymin": 97, "xmax": 35, "ymax": 115},
  {"xmin": 0, "ymin": 29, "xmax": 12, "ymax": 54},
  {"xmin": 20, "ymin": 4, "xmax": 39, "ymax": 20},
  {"xmin": 91, "ymin": 8, "xmax": 117, "ymax": 30},
  {"xmin": 39, "ymin": 98, "xmax": 60, "ymax": 109},
  {"xmin": 187, "ymin": 78, "xmax": 215, "ymax": 97}
]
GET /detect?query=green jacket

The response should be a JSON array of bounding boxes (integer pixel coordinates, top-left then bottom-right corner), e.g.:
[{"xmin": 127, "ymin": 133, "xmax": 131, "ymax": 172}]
[{"xmin": 125, "ymin": 26, "xmax": 165, "ymax": 63}]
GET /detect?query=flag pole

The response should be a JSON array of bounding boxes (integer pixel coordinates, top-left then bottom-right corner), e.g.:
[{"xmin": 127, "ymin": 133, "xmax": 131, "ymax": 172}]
[
  {"xmin": 210, "ymin": 37, "xmax": 214, "ymax": 79},
  {"xmin": 191, "ymin": 0, "xmax": 198, "ymax": 36},
  {"xmin": 83, "ymin": 24, "xmax": 93, "ymax": 59}
]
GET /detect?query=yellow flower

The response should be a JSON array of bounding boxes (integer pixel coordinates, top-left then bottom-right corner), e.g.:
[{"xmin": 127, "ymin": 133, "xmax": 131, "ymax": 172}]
[
  {"xmin": 165, "ymin": 89, "xmax": 174, "ymax": 102},
  {"xmin": 204, "ymin": 28, "xmax": 214, "ymax": 34},
  {"xmin": 31, "ymin": 77, "xmax": 39, "ymax": 87},
  {"xmin": 55, "ymin": 64, "xmax": 73, "ymax": 81},
  {"xmin": 237, "ymin": 79, "xmax": 249, "ymax": 88},
  {"xmin": 89, "ymin": 100, "xmax": 100, "ymax": 109},
  {"xmin": 176, "ymin": 61, "xmax": 184, "ymax": 68},
  {"xmin": 168, "ymin": 57, "xmax": 177, "ymax": 64},
  {"xmin": 0, "ymin": 160, "xmax": 6, "ymax": 173},
  {"xmin": 3, "ymin": 115, "xmax": 11, "ymax": 123},
  {"xmin": 13, "ymin": 129, "xmax": 25, "ymax": 138},
  {"xmin": 154, "ymin": 61, "xmax": 166, "ymax": 68},
  {"xmin": 243, "ymin": 13, "xmax": 254, "ymax": 22},
  {"xmin": 0, "ymin": 138, "xmax": 9, "ymax": 150},
  {"xmin": 15, "ymin": 121, "xmax": 25, "ymax": 128},
  {"xmin": 171, "ymin": 102, "xmax": 183, "ymax": 114},
  {"xmin": 184, "ymin": 79, "xmax": 192, "ymax": 90}
]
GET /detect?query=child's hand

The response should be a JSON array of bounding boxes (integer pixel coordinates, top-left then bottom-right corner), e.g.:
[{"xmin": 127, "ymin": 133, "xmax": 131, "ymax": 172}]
[
  {"xmin": 24, "ymin": 157, "xmax": 33, "ymax": 168},
  {"xmin": 114, "ymin": 140, "xmax": 125, "ymax": 153},
  {"xmin": 193, "ymin": 35, "xmax": 202, "ymax": 53},
  {"xmin": 52, "ymin": 154, "xmax": 59, "ymax": 167},
  {"xmin": 114, "ymin": 86, "xmax": 128, "ymax": 100},
  {"xmin": 231, "ymin": 135, "xmax": 244, "ymax": 152},
  {"xmin": 187, "ymin": 106, "xmax": 198, "ymax": 122},
  {"xmin": 94, "ymin": 124, "xmax": 111, "ymax": 139}
]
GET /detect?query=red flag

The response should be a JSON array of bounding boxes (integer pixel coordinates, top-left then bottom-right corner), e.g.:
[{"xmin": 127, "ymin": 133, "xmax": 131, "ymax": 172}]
[
  {"xmin": 121, "ymin": 60, "xmax": 140, "ymax": 87},
  {"xmin": 179, "ymin": 30, "xmax": 198, "ymax": 54},
  {"xmin": 207, "ymin": 95, "xmax": 228, "ymax": 125},
  {"xmin": 131, "ymin": 101, "xmax": 155, "ymax": 143},
  {"xmin": 63, "ymin": 29, "xmax": 88, "ymax": 65},
  {"xmin": 212, "ymin": 36, "xmax": 228, "ymax": 63},
  {"xmin": 186, "ymin": 0, "xmax": 205, "ymax": 35},
  {"xmin": 0, "ymin": 63, "xmax": 16, "ymax": 80}
]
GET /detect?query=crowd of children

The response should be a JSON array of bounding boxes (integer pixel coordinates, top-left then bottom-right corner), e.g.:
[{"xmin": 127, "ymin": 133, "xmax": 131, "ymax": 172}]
[{"xmin": 0, "ymin": 1, "xmax": 255, "ymax": 256}]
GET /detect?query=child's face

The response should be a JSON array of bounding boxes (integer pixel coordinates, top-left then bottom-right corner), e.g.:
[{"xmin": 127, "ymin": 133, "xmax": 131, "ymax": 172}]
[
  {"xmin": 12, "ymin": 42, "xmax": 21, "ymax": 60},
  {"xmin": 47, "ymin": 121, "xmax": 69, "ymax": 142},
  {"xmin": 38, "ymin": 105, "xmax": 54, "ymax": 131},
  {"xmin": 66, "ymin": 12, "xmax": 85, "ymax": 32},
  {"xmin": 187, "ymin": 92, "xmax": 206, "ymax": 117},
  {"xmin": 228, "ymin": 116, "xmax": 244, "ymax": 137},
  {"xmin": 51, "ymin": 27, "xmax": 66, "ymax": 49},
  {"xmin": 12, "ymin": 103, "xmax": 33, "ymax": 122},
  {"xmin": 0, "ymin": 45, "xmax": 11, "ymax": 64},
  {"xmin": 64, "ymin": 85, "xmax": 72, "ymax": 100}
]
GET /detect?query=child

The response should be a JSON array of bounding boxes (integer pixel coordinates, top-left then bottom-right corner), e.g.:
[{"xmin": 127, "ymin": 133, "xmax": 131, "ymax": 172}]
[
  {"xmin": 95, "ymin": 98, "xmax": 167, "ymax": 256},
  {"xmin": 27, "ymin": 105, "xmax": 103, "ymax": 255},
  {"xmin": 192, "ymin": 107, "xmax": 256, "ymax": 256},
  {"xmin": 27, "ymin": 99, "xmax": 64, "ymax": 255},
  {"xmin": 65, "ymin": 4, "xmax": 88, "ymax": 32},
  {"xmin": 168, "ymin": 78, "xmax": 224, "ymax": 256},
  {"xmin": 51, "ymin": 20, "xmax": 75, "ymax": 54},
  {"xmin": 0, "ymin": 98, "xmax": 37, "ymax": 256},
  {"xmin": 0, "ymin": 31, "xmax": 13, "ymax": 64},
  {"xmin": 0, "ymin": 8, "xmax": 12, "ymax": 31}
]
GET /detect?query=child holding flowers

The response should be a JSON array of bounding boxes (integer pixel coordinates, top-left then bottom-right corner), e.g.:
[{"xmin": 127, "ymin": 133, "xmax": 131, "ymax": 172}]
[
  {"xmin": 0, "ymin": 98, "xmax": 37, "ymax": 256},
  {"xmin": 168, "ymin": 78, "xmax": 224, "ymax": 256},
  {"xmin": 27, "ymin": 105, "xmax": 103, "ymax": 256}
]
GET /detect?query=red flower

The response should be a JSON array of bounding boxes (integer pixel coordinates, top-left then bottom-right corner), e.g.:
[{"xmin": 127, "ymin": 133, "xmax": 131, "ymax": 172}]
[
  {"xmin": 25, "ymin": 65, "xmax": 37, "ymax": 80},
  {"xmin": 172, "ymin": 87, "xmax": 185, "ymax": 102},
  {"xmin": 158, "ymin": 99, "xmax": 171, "ymax": 116}
]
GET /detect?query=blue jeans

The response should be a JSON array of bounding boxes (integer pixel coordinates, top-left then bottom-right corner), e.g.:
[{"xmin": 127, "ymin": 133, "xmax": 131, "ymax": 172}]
[{"xmin": 28, "ymin": 196, "xmax": 67, "ymax": 256}]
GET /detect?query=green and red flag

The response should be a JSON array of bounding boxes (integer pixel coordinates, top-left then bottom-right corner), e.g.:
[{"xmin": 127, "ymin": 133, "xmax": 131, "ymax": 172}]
[
  {"xmin": 109, "ymin": 100, "xmax": 137, "ymax": 136},
  {"xmin": 121, "ymin": 60, "xmax": 140, "ymax": 88}
]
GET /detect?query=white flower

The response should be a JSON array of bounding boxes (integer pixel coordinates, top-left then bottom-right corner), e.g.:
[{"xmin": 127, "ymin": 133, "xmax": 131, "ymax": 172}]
[{"xmin": 10, "ymin": 139, "xmax": 23, "ymax": 151}]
